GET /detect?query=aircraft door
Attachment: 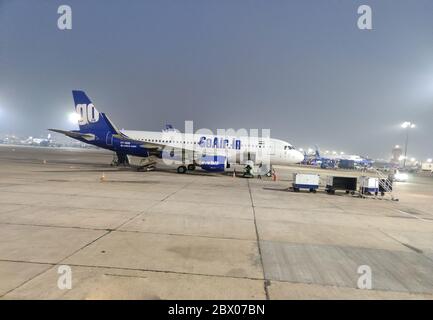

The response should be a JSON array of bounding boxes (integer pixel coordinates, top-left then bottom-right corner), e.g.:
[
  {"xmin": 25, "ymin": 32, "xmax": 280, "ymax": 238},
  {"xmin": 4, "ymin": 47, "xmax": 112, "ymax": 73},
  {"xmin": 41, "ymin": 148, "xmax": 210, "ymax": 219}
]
[
  {"xmin": 106, "ymin": 132, "xmax": 113, "ymax": 146},
  {"xmin": 242, "ymin": 151, "xmax": 256, "ymax": 164},
  {"xmin": 270, "ymin": 142, "xmax": 276, "ymax": 155}
]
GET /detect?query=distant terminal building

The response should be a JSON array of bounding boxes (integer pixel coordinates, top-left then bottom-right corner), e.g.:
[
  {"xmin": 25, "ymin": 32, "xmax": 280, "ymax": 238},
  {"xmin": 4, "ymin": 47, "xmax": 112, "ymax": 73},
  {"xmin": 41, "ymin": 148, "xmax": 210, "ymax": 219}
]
[{"xmin": 391, "ymin": 145, "xmax": 402, "ymax": 164}]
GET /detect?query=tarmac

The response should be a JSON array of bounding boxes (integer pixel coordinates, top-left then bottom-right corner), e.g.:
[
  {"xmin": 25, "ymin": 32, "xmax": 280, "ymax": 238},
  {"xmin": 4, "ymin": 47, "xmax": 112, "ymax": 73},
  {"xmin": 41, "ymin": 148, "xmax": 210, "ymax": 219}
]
[{"xmin": 0, "ymin": 145, "xmax": 433, "ymax": 299}]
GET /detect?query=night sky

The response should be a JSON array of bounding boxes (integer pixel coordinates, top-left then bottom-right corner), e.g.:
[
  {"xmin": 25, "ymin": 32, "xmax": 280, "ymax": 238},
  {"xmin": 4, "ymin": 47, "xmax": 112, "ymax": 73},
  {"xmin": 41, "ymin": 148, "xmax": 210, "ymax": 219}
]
[{"xmin": 1, "ymin": 0, "xmax": 433, "ymax": 159}]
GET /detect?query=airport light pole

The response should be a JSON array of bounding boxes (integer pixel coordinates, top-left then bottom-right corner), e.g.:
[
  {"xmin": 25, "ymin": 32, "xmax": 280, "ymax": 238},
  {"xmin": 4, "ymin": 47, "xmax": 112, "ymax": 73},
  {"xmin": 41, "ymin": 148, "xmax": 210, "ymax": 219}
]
[{"xmin": 401, "ymin": 121, "xmax": 415, "ymax": 168}]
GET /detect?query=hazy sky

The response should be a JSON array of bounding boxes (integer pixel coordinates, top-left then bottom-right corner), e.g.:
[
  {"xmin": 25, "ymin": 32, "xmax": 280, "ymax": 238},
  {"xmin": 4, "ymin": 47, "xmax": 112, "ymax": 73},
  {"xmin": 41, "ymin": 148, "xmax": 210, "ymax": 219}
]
[{"xmin": 1, "ymin": 0, "xmax": 433, "ymax": 159}]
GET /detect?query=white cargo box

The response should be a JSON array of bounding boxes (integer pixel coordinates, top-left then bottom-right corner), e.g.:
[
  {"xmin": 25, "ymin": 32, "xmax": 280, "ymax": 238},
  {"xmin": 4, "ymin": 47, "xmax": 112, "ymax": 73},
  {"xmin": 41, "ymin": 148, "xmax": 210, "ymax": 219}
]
[
  {"xmin": 293, "ymin": 173, "xmax": 320, "ymax": 189},
  {"xmin": 359, "ymin": 176, "xmax": 379, "ymax": 193}
]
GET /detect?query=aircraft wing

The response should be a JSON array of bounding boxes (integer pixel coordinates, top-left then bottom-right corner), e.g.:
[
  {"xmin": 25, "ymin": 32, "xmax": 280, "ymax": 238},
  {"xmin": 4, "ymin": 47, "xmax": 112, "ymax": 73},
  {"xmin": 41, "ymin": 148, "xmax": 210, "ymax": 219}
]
[
  {"xmin": 115, "ymin": 132, "xmax": 171, "ymax": 151},
  {"xmin": 119, "ymin": 132, "xmax": 201, "ymax": 153},
  {"xmin": 108, "ymin": 133, "xmax": 159, "ymax": 150}
]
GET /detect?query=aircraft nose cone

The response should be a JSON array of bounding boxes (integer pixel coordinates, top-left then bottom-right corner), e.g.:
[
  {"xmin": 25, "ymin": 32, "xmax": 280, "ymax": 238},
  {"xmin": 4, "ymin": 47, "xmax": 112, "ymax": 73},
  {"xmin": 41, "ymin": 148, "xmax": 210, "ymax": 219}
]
[{"xmin": 295, "ymin": 150, "xmax": 304, "ymax": 163}]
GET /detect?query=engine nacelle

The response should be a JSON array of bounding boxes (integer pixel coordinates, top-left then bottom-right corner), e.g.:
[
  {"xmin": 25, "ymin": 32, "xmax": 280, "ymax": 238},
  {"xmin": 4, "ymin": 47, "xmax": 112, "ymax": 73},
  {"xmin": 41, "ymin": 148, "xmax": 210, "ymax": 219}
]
[{"xmin": 199, "ymin": 155, "xmax": 227, "ymax": 172}]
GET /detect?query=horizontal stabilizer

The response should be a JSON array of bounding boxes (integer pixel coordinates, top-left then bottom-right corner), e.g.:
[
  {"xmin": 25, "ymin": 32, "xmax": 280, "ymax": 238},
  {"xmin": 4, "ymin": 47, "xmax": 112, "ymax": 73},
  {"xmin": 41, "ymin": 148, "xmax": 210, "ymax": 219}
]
[{"xmin": 48, "ymin": 129, "xmax": 96, "ymax": 141}]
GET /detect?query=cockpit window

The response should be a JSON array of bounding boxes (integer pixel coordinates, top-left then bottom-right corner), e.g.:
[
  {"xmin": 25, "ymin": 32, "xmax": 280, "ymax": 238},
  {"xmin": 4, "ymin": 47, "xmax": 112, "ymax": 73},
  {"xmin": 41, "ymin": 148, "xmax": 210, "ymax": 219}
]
[{"xmin": 284, "ymin": 145, "xmax": 295, "ymax": 150}]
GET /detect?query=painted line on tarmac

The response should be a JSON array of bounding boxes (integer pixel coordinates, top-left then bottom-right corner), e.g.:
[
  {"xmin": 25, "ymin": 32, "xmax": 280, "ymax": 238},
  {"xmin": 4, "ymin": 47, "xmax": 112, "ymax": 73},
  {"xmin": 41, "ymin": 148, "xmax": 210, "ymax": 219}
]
[{"xmin": 397, "ymin": 209, "xmax": 433, "ymax": 223}]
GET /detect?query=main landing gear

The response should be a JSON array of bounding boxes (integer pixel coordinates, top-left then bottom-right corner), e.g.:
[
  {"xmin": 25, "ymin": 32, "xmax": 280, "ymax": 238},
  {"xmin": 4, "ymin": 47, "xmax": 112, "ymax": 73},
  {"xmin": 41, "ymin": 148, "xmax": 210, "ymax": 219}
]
[
  {"xmin": 111, "ymin": 152, "xmax": 129, "ymax": 167},
  {"xmin": 177, "ymin": 163, "xmax": 196, "ymax": 174},
  {"xmin": 177, "ymin": 166, "xmax": 187, "ymax": 174}
]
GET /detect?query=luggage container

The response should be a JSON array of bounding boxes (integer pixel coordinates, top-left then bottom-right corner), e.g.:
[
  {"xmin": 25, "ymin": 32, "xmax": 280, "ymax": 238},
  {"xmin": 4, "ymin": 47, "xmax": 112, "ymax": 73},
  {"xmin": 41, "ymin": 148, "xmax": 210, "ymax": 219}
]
[
  {"xmin": 293, "ymin": 173, "xmax": 320, "ymax": 193},
  {"xmin": 360, "ymin": 176, "xmax": 379, "ymax": 195},
  {"xmin": 325, "ymin": 176, "xmax": 357, "ymax": 195}
]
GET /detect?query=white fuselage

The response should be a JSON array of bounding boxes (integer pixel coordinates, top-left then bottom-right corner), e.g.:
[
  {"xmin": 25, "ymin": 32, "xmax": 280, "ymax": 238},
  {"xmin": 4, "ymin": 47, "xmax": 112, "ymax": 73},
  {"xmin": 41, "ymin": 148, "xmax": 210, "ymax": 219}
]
[
  {"xmin": 122, "ymin": 130, "xmax": 304, "ymax": 166},
  {"xmin": 324, "ymin": 154, "xmax": 364, "ymax": 162}
]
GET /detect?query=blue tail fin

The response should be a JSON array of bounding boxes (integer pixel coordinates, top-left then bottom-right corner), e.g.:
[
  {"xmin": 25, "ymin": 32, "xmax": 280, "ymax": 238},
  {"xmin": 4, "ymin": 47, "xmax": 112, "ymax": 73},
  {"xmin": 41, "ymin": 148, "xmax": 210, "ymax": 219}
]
[
  {"xmin": 314, "ymin": 145, "xmax": 320, "ymax": 158},
  {"xmin": 72, "ymin": 90, "xmax": 119, "ymax": 137}
]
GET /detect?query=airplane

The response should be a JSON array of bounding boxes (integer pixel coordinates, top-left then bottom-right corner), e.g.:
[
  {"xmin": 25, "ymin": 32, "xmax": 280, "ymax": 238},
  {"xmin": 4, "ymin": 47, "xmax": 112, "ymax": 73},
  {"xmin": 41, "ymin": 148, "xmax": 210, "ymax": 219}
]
[
  {"xmin": 307, "ymin": 146, "xmax": 373, "ymax": 168},
  {"xmin": 21, "ymin": 134, "xmax": 52, "ymax": 147},
  {"xmin": 50, "ymin": 90, "xmax": 304, "ymax": 175}
]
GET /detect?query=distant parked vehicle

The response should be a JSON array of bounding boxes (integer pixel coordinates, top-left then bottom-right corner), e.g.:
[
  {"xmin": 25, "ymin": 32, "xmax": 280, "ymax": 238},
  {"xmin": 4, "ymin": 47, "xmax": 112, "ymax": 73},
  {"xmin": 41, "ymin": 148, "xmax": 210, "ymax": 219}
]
[
  {"xmin": 393, "ymin": 170, "xmax": 409, "ymax": 182},
  {"xmin": 421, "ymin": 162, "xmax": 433, "ymax": 173}
]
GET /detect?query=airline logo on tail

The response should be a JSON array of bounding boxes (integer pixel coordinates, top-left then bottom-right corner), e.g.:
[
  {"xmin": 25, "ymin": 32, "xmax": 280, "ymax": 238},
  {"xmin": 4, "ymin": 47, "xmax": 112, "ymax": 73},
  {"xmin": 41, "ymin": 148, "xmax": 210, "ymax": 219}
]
[{"xmin": 75, "ymin": 103, "xmax": 99, "ymax": 125}]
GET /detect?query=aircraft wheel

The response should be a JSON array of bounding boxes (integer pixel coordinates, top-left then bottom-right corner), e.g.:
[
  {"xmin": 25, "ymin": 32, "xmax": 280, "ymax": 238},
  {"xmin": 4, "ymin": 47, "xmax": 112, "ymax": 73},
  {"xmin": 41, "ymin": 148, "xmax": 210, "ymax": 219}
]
[
  {"xmin": 177, "ymin": 166, "xmax": 187, "ymax": 174},
  {"xmin": 187, "ymin": 164, "xmax": 196, "ymax": 171}
]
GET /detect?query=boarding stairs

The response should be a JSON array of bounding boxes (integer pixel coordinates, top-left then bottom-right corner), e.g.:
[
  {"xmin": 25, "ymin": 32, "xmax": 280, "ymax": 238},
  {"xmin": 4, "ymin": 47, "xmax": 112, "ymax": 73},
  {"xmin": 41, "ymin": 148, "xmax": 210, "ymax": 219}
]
[{"xmin": 371, "ymin": 168, "xmax": 399, "ymax": 201}]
